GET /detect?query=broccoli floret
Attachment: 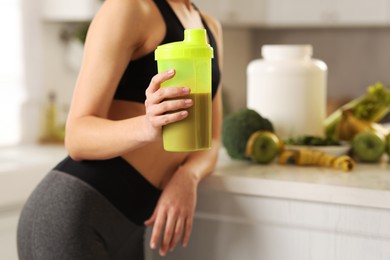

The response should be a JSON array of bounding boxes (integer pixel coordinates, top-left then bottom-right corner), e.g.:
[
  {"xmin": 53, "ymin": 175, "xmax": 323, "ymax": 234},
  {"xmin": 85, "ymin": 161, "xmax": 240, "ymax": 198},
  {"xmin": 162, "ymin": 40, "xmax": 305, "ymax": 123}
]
[{"xmin": 222, "ymin": 108, "xmax": 274, "ymax": 160}]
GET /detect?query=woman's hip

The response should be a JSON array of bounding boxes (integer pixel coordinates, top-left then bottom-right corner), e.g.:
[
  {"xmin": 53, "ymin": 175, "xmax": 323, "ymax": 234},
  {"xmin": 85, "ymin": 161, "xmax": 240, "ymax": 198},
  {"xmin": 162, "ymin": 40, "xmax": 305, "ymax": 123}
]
[{"xmin": 17, "ymin": 170, "xmax": 146, "ymax": 260}]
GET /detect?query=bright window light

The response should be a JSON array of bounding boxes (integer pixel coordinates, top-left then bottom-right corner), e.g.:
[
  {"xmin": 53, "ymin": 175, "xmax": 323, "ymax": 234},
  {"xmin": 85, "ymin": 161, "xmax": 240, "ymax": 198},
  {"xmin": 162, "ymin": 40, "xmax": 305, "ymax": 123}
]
[{"xmin": 0, "ymin": 0, "xmax": 25, "ymax": 146}]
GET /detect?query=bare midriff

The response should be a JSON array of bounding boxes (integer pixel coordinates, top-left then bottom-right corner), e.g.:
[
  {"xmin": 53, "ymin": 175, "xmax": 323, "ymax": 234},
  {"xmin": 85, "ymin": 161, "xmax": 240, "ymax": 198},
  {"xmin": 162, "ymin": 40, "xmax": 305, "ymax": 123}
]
[{"xmin": 108, "ymin": 100, "xmax": 190, "ymax": 190}]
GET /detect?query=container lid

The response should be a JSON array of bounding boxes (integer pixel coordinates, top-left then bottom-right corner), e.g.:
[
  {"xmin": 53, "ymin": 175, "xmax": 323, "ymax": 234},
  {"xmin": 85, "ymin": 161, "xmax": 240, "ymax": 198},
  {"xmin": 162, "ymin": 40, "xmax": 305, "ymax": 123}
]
[
  {"xmin": 155, "ymin": 29, "xmax": 214, "ymax": 60},
  {"xmin": 262, "ymin": 45, "xmax": 313, "ymax": 60}
]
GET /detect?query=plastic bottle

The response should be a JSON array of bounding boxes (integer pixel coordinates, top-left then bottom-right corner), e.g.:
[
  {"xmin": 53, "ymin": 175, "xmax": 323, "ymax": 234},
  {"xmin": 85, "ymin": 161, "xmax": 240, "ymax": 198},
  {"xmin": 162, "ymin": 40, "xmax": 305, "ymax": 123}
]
[
  {"xmin": 155, "ymin": 29, "xmax": 214, "ymax": 152},
  {"xmin": 39, "ymin": 91, "xmax": 58, "ymax": 143},
  {"xmin": 247, "ymin": 44, "xmax": 327, "ymax": 139}
]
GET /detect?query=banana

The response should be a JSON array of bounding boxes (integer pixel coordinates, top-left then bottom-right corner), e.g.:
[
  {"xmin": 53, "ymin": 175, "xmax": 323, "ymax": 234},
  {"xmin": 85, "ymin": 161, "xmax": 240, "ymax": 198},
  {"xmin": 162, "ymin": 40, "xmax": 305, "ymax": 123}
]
[
  {"xmin": 335, "ymin": 109, "xmax": 389, "ymax": 141},
  {"xmin": 278, "ymin": 148, "xmax": 355, "ymax": 172},
  {"xmin": 325, "ymin": 82, "xmax": 390, "ymax": 138}
]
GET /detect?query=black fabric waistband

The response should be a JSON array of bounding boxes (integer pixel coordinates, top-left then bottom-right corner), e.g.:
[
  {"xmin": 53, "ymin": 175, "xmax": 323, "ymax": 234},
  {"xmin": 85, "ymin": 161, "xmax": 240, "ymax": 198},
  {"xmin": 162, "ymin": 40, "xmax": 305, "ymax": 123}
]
[{"xmin": 54, "ymin": 156, "xmax": 162, "ymax": 226}]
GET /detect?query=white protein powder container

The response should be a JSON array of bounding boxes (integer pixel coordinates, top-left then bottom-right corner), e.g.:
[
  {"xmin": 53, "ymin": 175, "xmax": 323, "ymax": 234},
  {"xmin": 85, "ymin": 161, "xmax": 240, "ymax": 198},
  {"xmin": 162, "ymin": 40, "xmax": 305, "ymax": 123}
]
[{"xmin": 247, "ymin": 44, "xmax": 327, "ymax": 139}]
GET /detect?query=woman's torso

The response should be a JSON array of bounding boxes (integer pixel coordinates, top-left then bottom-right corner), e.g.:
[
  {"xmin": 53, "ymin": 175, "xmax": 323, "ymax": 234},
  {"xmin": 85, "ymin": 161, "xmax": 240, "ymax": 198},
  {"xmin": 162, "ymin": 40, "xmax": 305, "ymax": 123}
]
[{"xmin": 108, "ymin": 0, "xmax": 220, "ymax": 189}]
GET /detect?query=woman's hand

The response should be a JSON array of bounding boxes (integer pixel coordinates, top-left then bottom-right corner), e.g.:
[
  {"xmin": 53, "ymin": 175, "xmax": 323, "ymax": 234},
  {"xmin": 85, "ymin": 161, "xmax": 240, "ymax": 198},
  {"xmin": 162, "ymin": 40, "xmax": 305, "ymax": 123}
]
[
  {"xmin": 144, "ymin": 69, "xmax": 193, "ymax": 142},
  {"xmin": 144, "ymin": 167, "xmax": 198, "ymax": 256}
]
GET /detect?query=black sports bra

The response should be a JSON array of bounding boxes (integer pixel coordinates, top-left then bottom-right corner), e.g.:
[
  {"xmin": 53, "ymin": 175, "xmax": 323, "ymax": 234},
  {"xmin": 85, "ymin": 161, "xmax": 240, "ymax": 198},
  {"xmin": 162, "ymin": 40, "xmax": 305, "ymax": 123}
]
[{"xmin": 114, "ymin": 0, "xmax": 221, "ymax": 102}]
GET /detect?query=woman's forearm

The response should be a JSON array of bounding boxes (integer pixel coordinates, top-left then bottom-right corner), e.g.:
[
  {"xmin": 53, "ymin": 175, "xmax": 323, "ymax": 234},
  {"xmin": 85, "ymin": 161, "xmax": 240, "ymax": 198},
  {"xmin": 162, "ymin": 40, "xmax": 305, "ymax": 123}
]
[
  {"xmin": 65, "ymin": 115, "xmax": 152, "ymax": 161},
  {"xmin": 178, "ymin": 138, "xmax": 221, "ymax": 184}
]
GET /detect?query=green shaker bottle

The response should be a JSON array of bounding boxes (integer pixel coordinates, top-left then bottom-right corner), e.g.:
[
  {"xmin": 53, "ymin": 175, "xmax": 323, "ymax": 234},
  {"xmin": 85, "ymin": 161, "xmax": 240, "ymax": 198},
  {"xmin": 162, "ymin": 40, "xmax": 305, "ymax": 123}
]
[{"xmin": 155, "ymin": 29, "xmax": 214, "ymax": 152}]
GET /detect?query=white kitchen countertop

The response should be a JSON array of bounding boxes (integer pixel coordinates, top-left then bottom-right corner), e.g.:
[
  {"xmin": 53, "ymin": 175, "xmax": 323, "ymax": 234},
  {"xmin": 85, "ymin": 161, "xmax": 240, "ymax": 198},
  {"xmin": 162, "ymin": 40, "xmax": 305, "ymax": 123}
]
[
  {"xmin": 202, "ymin": 148, "xmax": 390, "ymax": 210},
  {"xmin": 0, "ymin": 145, "xmax": 389, "ymax": 210}
]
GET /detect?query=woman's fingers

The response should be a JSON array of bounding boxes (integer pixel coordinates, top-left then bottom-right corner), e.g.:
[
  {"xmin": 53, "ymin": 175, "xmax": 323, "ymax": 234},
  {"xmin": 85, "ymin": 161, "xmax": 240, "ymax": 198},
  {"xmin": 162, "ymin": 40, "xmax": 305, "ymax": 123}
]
[
  {"xmin": 146, "ymin": 69, "xmax": 175, "ymax": 96},
  {"xmin": 148, "ymin": 209, "xmax": 190, "ymax": 256},
  {"xmin": 146, "ymin": 93, "xmax": 192, "ymax": 128},
  {"xmin": 146, "ymin": 69, "xmax": 191, "ymax": 104},
  {"xmin": 144, "ymin": 69, "xmax": 193, "ymax": 129},
  {"xmin": 147, "ymin": 168, "xmax": 198, "ymax": 255},
  {"xmin": 148, "ymin": 97, "xmax": 192, "ymax": 116},
  {"xmin": 145, "ymin": 98, "xmax": 192, "ymax": 130},
  {"xmin": 149, "ymin": 209, "xmax": 167, "ymax": 250},
  {"xmin": 169, "ymin": 215, "xmax": 185, "ymax": 252},
  {"xmin": 159, "ymin": 213, "xmax": 189, "ymax": 256},
  {"xmin": 146, "ymin": 87, "xmax": 191, "ymax": 109},
  {"xmin": 182, "ymin": 217, "xmax": 193, "ymax": 248},
  {"xmin": 159, "ymin": 209, "xmax": 179, "ymax": 256},
  {"xmin": 148, "ymin": 110, "xmax": 189, "ymax": 128}
]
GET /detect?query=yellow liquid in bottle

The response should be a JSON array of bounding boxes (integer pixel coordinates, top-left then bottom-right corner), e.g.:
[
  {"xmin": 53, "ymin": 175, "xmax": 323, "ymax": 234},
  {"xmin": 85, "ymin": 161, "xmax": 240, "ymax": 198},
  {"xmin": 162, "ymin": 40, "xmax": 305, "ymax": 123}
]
[{"xmin": 163, "ymin": 93, "xmax": 211, "ymax": 152}]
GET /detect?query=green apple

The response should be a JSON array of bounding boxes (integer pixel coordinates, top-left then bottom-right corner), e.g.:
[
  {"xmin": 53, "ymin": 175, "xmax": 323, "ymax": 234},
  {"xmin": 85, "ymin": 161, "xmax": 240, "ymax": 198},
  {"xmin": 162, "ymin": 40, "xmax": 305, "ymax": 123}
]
[
  {"xmin": 246, "ymin": 131, "xmax": 283, "ymax": 164},
  {"xmin": 352, "ymin": 131, "xmax": 386, "ymax": 163}
]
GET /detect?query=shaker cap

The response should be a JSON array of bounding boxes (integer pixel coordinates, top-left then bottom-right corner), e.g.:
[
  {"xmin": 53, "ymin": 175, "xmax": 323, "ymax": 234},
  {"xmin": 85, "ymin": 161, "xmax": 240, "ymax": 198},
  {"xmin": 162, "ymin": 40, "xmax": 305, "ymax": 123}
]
[{"xmin": 155, "ymin": 29, "xmax": 214, "ymax": 60}]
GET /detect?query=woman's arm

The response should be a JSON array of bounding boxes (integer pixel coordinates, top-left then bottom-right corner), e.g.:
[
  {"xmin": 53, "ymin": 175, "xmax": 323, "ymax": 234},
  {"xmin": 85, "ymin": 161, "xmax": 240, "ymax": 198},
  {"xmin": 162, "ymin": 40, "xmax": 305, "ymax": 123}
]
[
  {"xmin": 144, "ymin": 88, "xmax": 223, "ymax": 255},
  {"xmin": 65, "ymin": 0, "xmax": 192, "ymax": 160},
  {"xmin": 145, "ymin": 14, "xmax": 224, "ymax": 256}
]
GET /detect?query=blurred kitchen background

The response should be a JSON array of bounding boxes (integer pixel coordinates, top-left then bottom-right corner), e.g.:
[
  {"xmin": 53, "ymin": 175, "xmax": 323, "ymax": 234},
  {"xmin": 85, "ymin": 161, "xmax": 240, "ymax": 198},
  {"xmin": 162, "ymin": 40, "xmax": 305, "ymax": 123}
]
[
  {"xmin": 3, "ymin": 0, "xmax": 390, "ymax": 146},
  {"xmin": 2, "ymin": 0, "xmax": 390, "ymax": 259}
]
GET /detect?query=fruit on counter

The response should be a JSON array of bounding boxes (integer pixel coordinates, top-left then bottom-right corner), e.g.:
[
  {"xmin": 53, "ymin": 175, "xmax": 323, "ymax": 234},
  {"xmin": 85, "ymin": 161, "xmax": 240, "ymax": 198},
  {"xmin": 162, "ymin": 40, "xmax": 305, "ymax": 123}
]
[
  {"xmin": 222, "ymin": 108, "xmax": 274, "ymax": 160},
  {"xmin": 351, "ymin": 131, "xmax": 386, "ymax": 163},
  {"xmin": 245, "ymin": 131, "xmax": 283, "ymax": 164},
  {"xmin": 325, "ymin": 82, "xmax": 390, "ymax": 138},
  {"xmin": 335, "ymin": 109, "xmax": 389, "ymax": 141},
  {"xmin": 278, "ymin": 148, "xmax": 355, "ymax": 172}
]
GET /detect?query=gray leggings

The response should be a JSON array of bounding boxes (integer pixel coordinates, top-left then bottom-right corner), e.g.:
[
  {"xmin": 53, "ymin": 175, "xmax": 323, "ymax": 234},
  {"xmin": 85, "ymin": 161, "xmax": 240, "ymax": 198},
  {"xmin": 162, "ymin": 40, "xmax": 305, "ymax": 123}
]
[{"xmin": 17, "ymin": 170, "xmax": 146, "ymax": 260}]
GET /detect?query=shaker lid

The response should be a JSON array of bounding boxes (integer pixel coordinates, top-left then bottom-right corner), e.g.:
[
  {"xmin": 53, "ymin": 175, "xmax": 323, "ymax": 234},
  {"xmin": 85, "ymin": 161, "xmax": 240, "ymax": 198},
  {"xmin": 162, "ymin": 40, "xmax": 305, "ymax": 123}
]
[
  {"xmin": 155, "ymin": 29, "xmax": 214, "ymax": 60},
  {"xmin": 262, "ymin": 45, "xmax": 313, "ymax": 60}
]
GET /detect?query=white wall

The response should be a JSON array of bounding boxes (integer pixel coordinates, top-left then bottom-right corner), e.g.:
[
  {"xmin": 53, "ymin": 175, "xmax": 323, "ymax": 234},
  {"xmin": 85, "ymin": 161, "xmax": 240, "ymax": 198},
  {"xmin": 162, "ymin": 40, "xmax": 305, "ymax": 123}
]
[
  {"xmin": 18, "ymin": 8, "xmax": 390, "ymax": 144},
  {"xmin": 219, "ymin": 26, "xmax": 390, "ymax": 115},
  {"xmin": 18, "ymin": 1, "xmax": 80, "ymax": 144},
  {"xmin": 220, "ymin": 28, "xmax": 253, "ymax": 114},
  {"xmin": 0, "ymin": 0, "xmax": 25, "ymax": 145},
  {"xmin": 252, "ymin": 27, "xmax": 390, "ymax": 100},
  {"xmin": 20, "ymin": 0, "xmax": 45, "ymax": 144}
]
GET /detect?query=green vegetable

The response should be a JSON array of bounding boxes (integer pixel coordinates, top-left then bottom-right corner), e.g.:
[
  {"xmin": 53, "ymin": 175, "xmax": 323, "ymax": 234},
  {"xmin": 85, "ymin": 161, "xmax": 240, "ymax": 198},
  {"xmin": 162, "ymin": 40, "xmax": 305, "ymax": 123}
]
[
  {"xmin": 222, "ymin": 108, "xmax": 274, "ymax": 160},
  {"xmin": 325, "ymin": 82, "xmax": 390, "ymax": 138},
  {"xmin": 283, "ymin": 135, "xmax": 341, "ymax": 146}
]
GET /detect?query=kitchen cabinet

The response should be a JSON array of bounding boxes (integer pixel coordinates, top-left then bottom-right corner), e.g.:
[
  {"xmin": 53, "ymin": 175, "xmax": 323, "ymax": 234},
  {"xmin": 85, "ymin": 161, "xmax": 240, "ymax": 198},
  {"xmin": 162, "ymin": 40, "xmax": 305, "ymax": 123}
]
[
  {"xmin": 195, "ymin": 0, "xmax": 390, "ymax": 27},
  {"xmin": 195, "ymin": 0, "xmax": 266, "ymax": 26},
  {"xmin": 148, "ymin": 190, "xmax": 390, "ymax": 260},
  {"xmin": 0, "ymin": 210, "xmax": 20, "ymax": 260},
  {"xmin": 334, "ymin": 0, "xmax": 389, "ymax": 25},
  {"xmin": 146, "ymin": 149, "xmax": 390, "ymax": 260},
  {"xmin": 266, "ymin": 0, "xmax": 389, "ymax": 27},
  {"xmin": 42, "ymin": 0, "xmax": 101, "ymax": 21}
]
